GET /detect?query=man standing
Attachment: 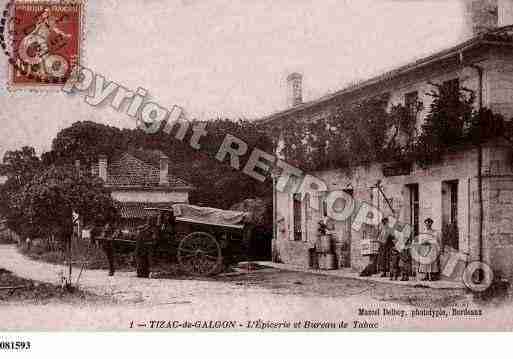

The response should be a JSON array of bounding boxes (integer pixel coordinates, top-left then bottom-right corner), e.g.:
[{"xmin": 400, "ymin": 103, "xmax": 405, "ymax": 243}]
[
  {"xmin": 136, "ymin": 216, "xmax": 158, "ymax": 278},
  {"xmin": 97, "ymin": 223, "xmax": 117, "ymax": 276}
]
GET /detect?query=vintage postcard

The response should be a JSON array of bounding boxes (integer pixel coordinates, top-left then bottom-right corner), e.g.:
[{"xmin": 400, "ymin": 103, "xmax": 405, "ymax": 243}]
[{"xmin": 2, "ymin": 0, "xmax": 513, "ymax": 346}]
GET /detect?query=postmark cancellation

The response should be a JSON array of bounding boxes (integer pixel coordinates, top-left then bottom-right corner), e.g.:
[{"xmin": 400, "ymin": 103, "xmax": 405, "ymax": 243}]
[{"xmin": 4, "ymin": 0, "xmax": 84, "ymax": 90}]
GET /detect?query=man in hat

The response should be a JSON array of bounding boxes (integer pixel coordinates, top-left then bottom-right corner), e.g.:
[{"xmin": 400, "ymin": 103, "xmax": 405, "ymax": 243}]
[{"xmin": 96, "ymin": 223, "xmax": 118, "ymax": 276}]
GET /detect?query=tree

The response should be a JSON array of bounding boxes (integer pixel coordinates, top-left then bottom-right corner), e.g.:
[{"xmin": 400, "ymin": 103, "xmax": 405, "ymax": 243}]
[
  {"xmin": 0, "ymin": 146, "xmax": 42, "ymax": 236},
  {"xmin": 45, "ymin": 118, "xmax": 275, "ymax": 211},
  {"xmin": 182, "ymin": 119, "xmax": 274, "ymax": 209},
  {"xmin": 0, "ymin": 146, "xmax": 41, "ymax": 183},
  {"xmin": 11, "ymin": 165, "xmax": 118, "ymax": 243},
  {"xmin": 48, "ymin": 121, "xmax": 128, "ymax": 166}
]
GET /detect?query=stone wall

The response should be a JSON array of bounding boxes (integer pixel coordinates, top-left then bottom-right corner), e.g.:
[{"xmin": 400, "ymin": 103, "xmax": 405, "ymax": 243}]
[
  {"xmin": 311, "ymin": 151, "xmax": 478, "ymax": 273},
  {"xmin": 274, "ymin": 142, "xmax": 513, "ymax": 279},
  {"xmin": 482, "ymin": 145, "xmax": 513, "ymax": 278},
  {"xmin": 271, "ymin": 43, "xmax": 513, "ymax": 276},
  {"xmin": 487, "ymin": 51, "xmax": 513, "ymax": 120},
  {"xmin": 483, "ymin": 178, "xmax": 513, "ymax": 277}
]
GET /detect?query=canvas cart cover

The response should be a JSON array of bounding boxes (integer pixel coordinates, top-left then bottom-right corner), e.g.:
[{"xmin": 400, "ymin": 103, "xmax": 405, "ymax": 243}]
[{"xmin": 172, "ymin": 204, "xmax": 252, "ymax": 227}]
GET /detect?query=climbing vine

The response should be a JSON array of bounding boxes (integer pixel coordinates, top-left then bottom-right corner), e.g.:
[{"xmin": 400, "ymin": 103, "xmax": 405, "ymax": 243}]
[
  {"xmin": 272, "ymin": 84, "xmax": 511, "ymax": 173},
  {"xmin": 275, "ymin": 94, "xmax": 413, "ymax": 172},
  {"xmin": 276, "ymin": 94, "xmax": 397, "ymax": 172},
  {"xmin": 410, "ymin": 84, "xmax": 475, "ymax": 167}
]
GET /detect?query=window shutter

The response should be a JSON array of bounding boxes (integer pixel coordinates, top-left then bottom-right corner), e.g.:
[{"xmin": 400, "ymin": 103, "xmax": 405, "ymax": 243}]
[{"xmin": 302, "ymin": 193, "xmax": 309, "ymax": 242}]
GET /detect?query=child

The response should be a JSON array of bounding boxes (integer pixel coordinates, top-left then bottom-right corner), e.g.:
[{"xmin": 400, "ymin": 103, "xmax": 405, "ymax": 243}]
[
  {"xmin": 390, "ymin": 237, "xmax": 411, "ymax": 281},
  {"xmin": 389, "ymin": 246, "xmax": 400, "ymax": 280}
]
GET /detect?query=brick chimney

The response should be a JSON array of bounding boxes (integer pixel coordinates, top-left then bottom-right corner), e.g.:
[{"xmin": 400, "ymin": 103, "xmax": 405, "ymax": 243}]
[
  {"xmin": 287, "ymin": 72, "xmax": 303, "ymax": 107},
  {"xmin": 159, "ymin": 153, "xmax": 169, "ymax": 186},
  {"xmin": 463, "ymin": 0, "xmax": 498, "ymax": 36},
  {"xmin": 498, "ymin": 0, "xmax": 513, "ymax": 26},
  {"xmin": 98, "ymin": 155, "xmax": 108, "ymax": 182}
]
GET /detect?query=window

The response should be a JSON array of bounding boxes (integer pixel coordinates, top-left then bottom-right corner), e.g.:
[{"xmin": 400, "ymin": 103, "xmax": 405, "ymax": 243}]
[
  {"xmin": 442, "ymin": 180, "xmax": 458, "ymax": 225},
  {"xmin": 450, "ymin": 182, "xmax": 458, "ymax": 225},
  {"xmin": 405, "ymin": 91, "xmax": 419, "ymax": 122},
  {"xmin": 293, "ymin": 193, "xmax": 302, "ymax": 241},
  {"xmin": 442, "ymin": 180, "xmax": 459, "ymax": 249}
]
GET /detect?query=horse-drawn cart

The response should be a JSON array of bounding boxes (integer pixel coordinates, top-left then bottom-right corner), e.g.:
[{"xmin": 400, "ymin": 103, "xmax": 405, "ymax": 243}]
[{"xmin": 118, "ymin": 204, "xmax": 254, "ymax": 277}]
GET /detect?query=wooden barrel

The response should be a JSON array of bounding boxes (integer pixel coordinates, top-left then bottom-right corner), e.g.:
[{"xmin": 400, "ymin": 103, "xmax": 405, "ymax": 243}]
[
  {"xmin": 317, "ymin": 235, "xmax": 333, "ymax": 254},
  {"xmin": 318, "ymin": 253, "xmax": 336, "ymax": 270}
]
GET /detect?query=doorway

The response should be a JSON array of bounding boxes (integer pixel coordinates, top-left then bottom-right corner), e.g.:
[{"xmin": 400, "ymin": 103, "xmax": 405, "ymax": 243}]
[{"xmin": 406, "ymin": 184, "xmax": 419, "ymax": 237}]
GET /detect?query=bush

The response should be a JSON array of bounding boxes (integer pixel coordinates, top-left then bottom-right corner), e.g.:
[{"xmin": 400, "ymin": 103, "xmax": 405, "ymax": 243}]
[
  {"xmin": 0, "ymin": 228, "xmax": 21, "ymax": 244},
  {"xmin": 0, "ymin": 233, "xmax": 14, "ymax": 244},
  {"xmin": 21, "ymin": 238, "xmax": 135, "ymax": 271}
]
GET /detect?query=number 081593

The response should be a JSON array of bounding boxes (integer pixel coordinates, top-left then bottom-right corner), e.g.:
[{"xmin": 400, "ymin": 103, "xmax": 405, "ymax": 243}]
[{"xmin": 0, "ymin": 341, "xmax": 31, "ymax": 350}]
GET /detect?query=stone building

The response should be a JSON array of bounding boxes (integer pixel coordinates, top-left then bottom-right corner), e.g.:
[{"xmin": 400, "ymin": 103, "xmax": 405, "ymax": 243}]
[
  {"xmin": 262, "ymin": 0, "xmax": 513, "ymax": 279},
  {"xmin": 91, "ymin": 149, "xmax": 193, "ymax": 229}
]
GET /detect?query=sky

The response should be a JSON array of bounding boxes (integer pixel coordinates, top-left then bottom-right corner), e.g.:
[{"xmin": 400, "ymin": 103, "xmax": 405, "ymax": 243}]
[{"xmin": 0, "ymin": 0, "xmax": 471, "ymax": 158}]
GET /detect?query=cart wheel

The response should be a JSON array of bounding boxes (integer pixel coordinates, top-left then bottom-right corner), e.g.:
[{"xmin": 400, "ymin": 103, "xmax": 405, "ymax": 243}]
[{"xmin": 177, "ymin": 232, "xmax": 222, "ymax": 276}]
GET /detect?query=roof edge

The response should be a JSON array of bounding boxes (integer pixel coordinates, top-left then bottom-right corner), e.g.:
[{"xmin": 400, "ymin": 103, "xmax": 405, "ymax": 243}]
[
  {"xmin": 106, "ymin": 184, "xmax": 194, "ymax": 191},
  {"xmin": 258, "ymin": 28, "xmax": 513, "ymax": 124}
]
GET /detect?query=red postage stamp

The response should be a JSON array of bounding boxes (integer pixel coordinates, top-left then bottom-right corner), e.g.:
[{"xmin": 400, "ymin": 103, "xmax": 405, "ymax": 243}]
[{"xmin": 7, "ymin": 0, "xmax": 83, "ymax": 89}]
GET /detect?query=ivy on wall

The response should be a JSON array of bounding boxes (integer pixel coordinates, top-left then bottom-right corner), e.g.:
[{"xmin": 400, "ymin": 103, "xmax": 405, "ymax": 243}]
[
  {"xmin": 411, "ymin": 84, "xmax": 475, "ymax": 167},
  {"xmin": 272, "ymin": 84, "xmax": 511, "ymax": 173},
  {"xmin": 274, "ymin": 94, "xmax": 412, "ymax": 172}
]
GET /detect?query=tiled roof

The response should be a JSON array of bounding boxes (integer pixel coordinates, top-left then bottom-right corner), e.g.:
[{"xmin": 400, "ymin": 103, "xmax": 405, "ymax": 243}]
[
  {"xmin": 94, "ymin": 149, "xmax": 193, "ymax": 189},
  {"xmin": 127, "ymin": 148, "xmax": 166, "ymax": 167},
  {"xmin": 116, "ymin": 202, "xmax": 176, "ymax": 219}
]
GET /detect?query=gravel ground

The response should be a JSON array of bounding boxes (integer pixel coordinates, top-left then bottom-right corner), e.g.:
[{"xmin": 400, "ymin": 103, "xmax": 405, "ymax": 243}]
[
  {"xmin": 0, "ymin": 244, "xmax": 267, "ymax": 304},
  {"xmin": 0, "ymin": 268, "xmax": 108, "ymax": 304},
  {"xmin": 218, "ymin": 269, "xmax": 468, "ymax": 308},
  {"xmin": 1, "ymin": 244, "xmax": 513, "ymax": 330}
]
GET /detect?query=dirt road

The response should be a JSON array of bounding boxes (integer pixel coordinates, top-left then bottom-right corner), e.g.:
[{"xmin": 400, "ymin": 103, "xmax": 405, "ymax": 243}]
[{"xmin": 1, "ymin": 244, "xmax": 513, "ymax": 330}]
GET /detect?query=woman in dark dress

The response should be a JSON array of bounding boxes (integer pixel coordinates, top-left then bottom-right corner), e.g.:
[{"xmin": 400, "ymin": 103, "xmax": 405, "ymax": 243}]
[{"xmin": 377, "ymin": 217, "xmax": 395, "ymax": 277}]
